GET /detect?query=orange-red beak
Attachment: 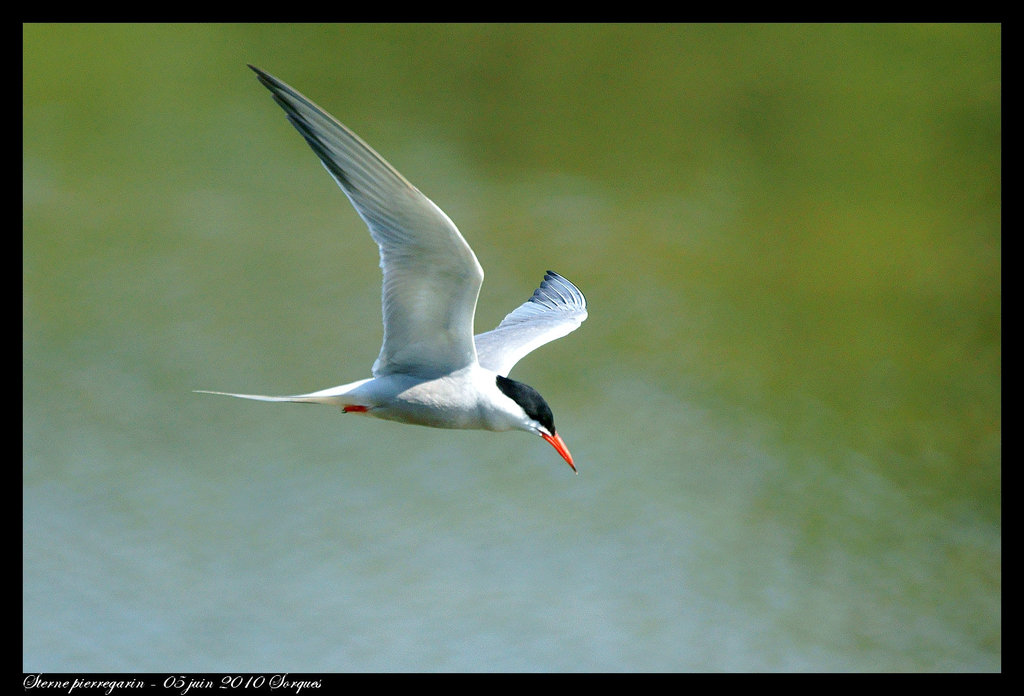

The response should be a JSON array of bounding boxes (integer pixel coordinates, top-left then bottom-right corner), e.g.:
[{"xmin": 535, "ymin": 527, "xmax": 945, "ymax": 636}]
[{"xmin": 540, "ymin": 431, "xmax": 576, "ymax": 473}]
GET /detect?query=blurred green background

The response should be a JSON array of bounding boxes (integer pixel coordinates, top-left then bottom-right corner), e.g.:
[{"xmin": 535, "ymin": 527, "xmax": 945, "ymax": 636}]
[{"xmin": 24, "ymin": 24, "xmax": 999, "ymax": 671}]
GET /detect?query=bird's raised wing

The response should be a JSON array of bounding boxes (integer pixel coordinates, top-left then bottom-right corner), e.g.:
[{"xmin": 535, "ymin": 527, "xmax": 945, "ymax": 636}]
[
  {"xmin": 474, "ymin": 271, "xmax": 588, "ymax": 376},
  {"xmin": 251, "ymin": 66, "xmax": 484, "ymax": 378}
]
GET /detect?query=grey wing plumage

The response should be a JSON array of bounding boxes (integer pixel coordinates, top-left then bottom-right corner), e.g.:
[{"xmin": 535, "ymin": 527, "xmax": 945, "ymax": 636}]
[
  {"xmin": 250, "ymin": 66, "xmax": 484, "ymax": 378},
  {"xmin": 474, "ymin": 271, "xmax": 588, "ymax": 376}
]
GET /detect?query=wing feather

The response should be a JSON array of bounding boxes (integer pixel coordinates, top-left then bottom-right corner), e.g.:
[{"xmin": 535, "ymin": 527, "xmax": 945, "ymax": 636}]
[
  {"xmin": 474, "ymin": 271, "xmax": 588, "ymax": 376},
  {"xmin": 251, "ymin": 66, "xmax": 484, "ymax": 378}
]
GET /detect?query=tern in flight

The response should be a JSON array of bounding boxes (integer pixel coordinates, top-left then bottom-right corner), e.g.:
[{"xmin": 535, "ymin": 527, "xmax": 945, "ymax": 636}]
[{"xmin": 199, "ymin": 66, "xmax": 588, "ymax": 472}]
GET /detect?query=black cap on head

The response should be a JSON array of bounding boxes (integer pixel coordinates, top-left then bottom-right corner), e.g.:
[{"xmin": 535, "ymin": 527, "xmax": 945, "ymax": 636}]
[{"xmin": 495, "ymin": 375, "xmax": 556, "ymax": 434}]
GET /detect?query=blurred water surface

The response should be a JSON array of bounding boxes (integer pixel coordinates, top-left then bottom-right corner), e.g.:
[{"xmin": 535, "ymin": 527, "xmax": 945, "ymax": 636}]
[{"xmin": 24, "ymin": 24, "xmax": 999, "ymax": 671}]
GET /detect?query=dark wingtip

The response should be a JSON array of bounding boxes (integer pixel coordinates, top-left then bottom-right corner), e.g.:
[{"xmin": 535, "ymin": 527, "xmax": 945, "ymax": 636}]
[
  {"xmin": 248, "ymin": 64, "xmax": 278, "ymax": 90},
  {"xmin": 249, "ymin": 65, "xmax": 289, "ymax": 97}
]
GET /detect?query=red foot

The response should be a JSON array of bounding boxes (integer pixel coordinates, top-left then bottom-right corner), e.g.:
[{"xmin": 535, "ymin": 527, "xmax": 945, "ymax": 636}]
[{"xmin": 343, "ymin": 405, "xmax": 369, "ymax": 413}]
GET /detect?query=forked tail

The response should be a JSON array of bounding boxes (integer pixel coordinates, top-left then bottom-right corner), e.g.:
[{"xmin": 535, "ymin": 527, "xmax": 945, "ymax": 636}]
[
  {"xmin": 193, "ymin": 390, "xmax": 338, "ymax": 405},
  {"xmin": 194, "ymin": 378, "xmax": 374, "ymax": 407}
]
